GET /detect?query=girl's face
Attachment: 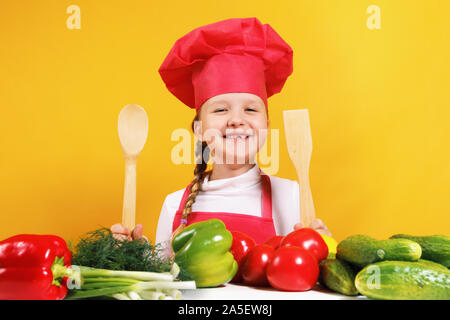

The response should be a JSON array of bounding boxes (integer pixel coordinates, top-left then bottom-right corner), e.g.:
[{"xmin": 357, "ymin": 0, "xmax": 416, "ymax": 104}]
[{"xmin": 195, "ymin": 93, "xmax": 270, "ymax": 165}]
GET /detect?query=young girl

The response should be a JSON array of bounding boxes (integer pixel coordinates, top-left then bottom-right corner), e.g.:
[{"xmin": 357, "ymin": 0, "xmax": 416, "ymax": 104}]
[{"xmin": 111, "ymin": 18, "xmax": 331, "ymax": 248}]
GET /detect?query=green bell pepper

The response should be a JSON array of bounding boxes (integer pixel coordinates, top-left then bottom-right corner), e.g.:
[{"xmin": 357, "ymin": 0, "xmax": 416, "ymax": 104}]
[{"xmin": 172, "ymin": 219, "xmax": 238, "ymax": 288}]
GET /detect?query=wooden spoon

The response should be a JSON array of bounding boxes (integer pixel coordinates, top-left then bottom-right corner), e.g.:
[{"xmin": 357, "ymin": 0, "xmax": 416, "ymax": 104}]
[
  {"xmin": 283, "ymin": 109, "xmax": 316, "ymax": 228},
  {"xmin": 118, "ymin": 104, "xmax": 149, "ymax": 231}
]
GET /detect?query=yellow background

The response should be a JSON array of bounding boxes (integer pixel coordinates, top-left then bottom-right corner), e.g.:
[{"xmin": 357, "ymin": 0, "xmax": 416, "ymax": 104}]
[{"xmin": 1, "ymin": 0, "xmax": 449, "ymax": 245}]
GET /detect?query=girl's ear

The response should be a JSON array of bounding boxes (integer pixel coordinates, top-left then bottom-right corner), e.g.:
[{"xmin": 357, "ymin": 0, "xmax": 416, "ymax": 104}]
[{"xmin": 193, "ymin": 119, "xmax": 203, "ymax": 141}]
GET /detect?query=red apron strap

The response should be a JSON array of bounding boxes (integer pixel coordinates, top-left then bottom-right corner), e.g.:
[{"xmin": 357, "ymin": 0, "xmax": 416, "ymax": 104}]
[
  {"xmin": 176, "ymin": 182, "xmax": 193, "ymax": 213},
  {"xmin": 260, "ymin": 173, "xmax": 272, "ymax": 219}
]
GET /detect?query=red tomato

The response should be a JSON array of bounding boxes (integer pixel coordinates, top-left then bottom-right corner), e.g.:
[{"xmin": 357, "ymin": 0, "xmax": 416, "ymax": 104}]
[
  {"xmin": 266, "ymin": 246, "xmax": 319, "ymax": 291},
  {"xmin": 229, "ymin": 231, "xmax": 256, "ymax": 283},
  {"xmin": 241, "ymin": 244, "xmax": 275, "ymax": 286},
  {"xmin": 264, "ymin": 235, "xmax": 284, "ymax": 249},
  {"xmin": 280, "ymin": 228, "xmax": 328, "ymax": 262}
]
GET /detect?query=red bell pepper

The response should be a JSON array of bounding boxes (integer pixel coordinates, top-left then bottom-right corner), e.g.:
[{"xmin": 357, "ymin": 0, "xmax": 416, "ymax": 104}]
[{"xmin": 0, "ymin": 234, "xmax": 73, "ymax": 300}]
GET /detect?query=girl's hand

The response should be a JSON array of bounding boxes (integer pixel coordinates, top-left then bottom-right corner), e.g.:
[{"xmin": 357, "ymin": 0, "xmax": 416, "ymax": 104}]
[
  {"xmin": 294, "ymin": 219, "xmax": 332, "ymax": 237},
  {"xmin": 110, "ymin": 223, "xmax": 149, "ymax": 243}
]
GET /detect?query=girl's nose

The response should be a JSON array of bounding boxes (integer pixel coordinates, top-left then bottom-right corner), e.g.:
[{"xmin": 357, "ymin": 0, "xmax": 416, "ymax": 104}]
[{"xmin": 227, "ymin": 110, "xmax": 246, "ymax": 127}]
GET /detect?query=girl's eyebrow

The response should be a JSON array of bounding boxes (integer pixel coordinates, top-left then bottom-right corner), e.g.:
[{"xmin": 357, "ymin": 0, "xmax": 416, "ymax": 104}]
[
  {"xmin": 209, "ymin": 100, "xmax": 229, "ymax": 106},
  {"xmin": 208, "ymin": 99, "xmax": 263, "ymax": 107}
]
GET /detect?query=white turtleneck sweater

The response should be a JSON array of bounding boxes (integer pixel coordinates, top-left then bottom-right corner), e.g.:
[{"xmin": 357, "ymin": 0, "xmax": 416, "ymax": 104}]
[{"xmin": 155, "ymin": 165, "xmax": 300, "ymax": 248}]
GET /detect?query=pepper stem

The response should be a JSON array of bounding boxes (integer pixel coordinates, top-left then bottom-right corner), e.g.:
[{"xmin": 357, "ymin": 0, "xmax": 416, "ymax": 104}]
[{"xmin": 51, "ymin": 256, "xmax": 73, "ymax": 286}]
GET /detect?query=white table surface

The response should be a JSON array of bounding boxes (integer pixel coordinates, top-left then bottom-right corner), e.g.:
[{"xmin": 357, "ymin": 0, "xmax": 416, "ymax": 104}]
[{"xmin": 182, "ymin": 283, "xmax": 367, "ymax": 300}]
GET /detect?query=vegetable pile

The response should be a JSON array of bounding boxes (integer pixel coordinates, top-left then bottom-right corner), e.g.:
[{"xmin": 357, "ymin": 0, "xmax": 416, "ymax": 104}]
[
  {"xmin": 227, "ymin": 227, "xmax": 450, "ymax": 300},
  {"xmin": 2, "ymin": 222, "xmax": 448, "ymax": 300},
  {"xmin": 67, "ymin": 227, "xmax": 195, "ymax": 299},
  {"xmin": 172, "ymin": 221, "xmax": 332, "ymax": 292},
  {"xmin": 229, "ymin": 227, "xmax": 329, "ymax": 292},
  {"xmin": 319, "ymin": 233, "xmax": 450, "ymax": 300},
  {"xmin": 0, "ymin": 229, "xmax": 196, "ymax": 300}
]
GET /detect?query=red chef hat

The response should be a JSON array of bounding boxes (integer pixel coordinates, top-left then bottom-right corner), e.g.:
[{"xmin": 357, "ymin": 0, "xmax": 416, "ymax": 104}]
[{"xmin": 159, "ymin": 17, "xmax": 293, "ymax": 111}]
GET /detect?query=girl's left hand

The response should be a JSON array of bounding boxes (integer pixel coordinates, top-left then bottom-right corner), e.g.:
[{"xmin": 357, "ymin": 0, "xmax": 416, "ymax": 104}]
[
  {"xmin": 294, "ymin": 219, "xmax": 332, "ymax": 237},
  {"xmin": 110, "ymin": 223, "xmax": 149, "ymax": 243}
]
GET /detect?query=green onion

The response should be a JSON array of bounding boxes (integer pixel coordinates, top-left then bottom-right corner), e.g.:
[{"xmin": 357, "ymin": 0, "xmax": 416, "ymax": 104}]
[
  {"xmin": 81, "ymin": 282, "xmax": 136, "ymax": 290},
  {"xmin": 75, "ymin": 265, "xmax": 174, "ymax": 282},
  {"xmin": 66, "ymin": 263, "xmax": 196, "ymax": 300},
  {"xmin": 163, "ymin": 289, "xmax": 182, "ymax": 300},
  {"xmin": 136, "ymin": 281, "xmax": 196, "ymax": 291},
  {"xmin": 66, "ymin": 281, "xmax": 195, "ymax": 300},
  {"xmin": 66, "ymin": 285, "xmax": 134, "ymax": 299},
  {"xmin": 82, "ymin": 277, "xmax": 139, "ymax": 284},
  {"xmin": 139, "ymin": 290, "xmax": 166, "ymax": 300},
  {"xmin": 111, "ymin": 293, "xmax": 131, "ymax": 300},
  {"xmin": 127, "ymin": 291, "xmax": 142, "ymax": 300}
]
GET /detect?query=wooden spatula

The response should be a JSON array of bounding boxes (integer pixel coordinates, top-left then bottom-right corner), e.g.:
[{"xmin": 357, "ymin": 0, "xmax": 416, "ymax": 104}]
[
  {"xmin": 283, "ymin": 109, "xmax": 316, "ymax": 228},
  {"xmin": 118, "ymin": 104, "xmax": 149, "ymax": 231}
]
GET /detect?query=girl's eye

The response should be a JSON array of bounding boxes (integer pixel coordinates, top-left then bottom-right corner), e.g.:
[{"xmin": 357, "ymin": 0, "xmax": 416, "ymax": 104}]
[
  {"xmin": 214, "ymin": 108, "xmax": 226, "ymax": 113},
  {"xmin": 246, "ymin": 107, "xmax": 257, "ymax": 112}
]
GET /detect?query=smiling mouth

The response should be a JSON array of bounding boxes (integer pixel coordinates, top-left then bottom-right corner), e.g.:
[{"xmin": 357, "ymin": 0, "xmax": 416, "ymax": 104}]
[{"xmin": 223, "ymin": 134, "xmax": 251, "ymax": 141}]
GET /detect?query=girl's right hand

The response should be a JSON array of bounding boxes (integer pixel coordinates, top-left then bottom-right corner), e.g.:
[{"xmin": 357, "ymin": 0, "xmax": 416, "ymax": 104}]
[
  {"xmin": 110, "ymin": 223, "xmax": 149, "ymax": 243},
  {"xmin": 293, "ymin": 219, "xmax": 332, "ymax": 237}
]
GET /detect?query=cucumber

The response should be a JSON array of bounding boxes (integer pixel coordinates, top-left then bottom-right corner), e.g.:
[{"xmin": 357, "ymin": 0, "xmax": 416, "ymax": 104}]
[
  {"xmin": 417, "ymin": 259, "xmax": 449, "ymax": 272},
  {"xmin": 319, "ymin": 258, "xmax": 359, "ymax": 296},
  {"xmin": 355, "ymin": 260, "xmax": 450, "ymax": 300},
  {"xmin": 336, "ymin": 235, "xmax": 422, "ymax": 268},
  {"xmin": 390, "ymin": 234, "xmax": 450, "ymax": 268}
]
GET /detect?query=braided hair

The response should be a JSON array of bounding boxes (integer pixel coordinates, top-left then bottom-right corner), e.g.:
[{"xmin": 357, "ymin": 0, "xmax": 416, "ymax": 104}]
[{"xmin": 171, "ymin": 113, "xmax": 210, "ymax": 240}]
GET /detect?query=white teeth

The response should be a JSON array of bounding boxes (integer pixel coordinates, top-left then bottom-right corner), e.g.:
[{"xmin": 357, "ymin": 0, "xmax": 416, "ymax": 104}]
[{"xmin": 225, "ymin": 135, "xmax": 249, "ymax": 139}]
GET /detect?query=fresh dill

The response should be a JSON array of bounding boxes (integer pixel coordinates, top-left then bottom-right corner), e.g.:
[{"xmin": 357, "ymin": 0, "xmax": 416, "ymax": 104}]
[{"xmin": 69, "ymin": 228, "xmax": 174, "ymax": 274}]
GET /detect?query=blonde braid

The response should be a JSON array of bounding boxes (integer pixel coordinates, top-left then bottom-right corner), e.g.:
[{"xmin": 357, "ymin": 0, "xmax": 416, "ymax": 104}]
[{"xmin": 183, "ymin": 153, "xmax": 208, "ymax": 216}]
